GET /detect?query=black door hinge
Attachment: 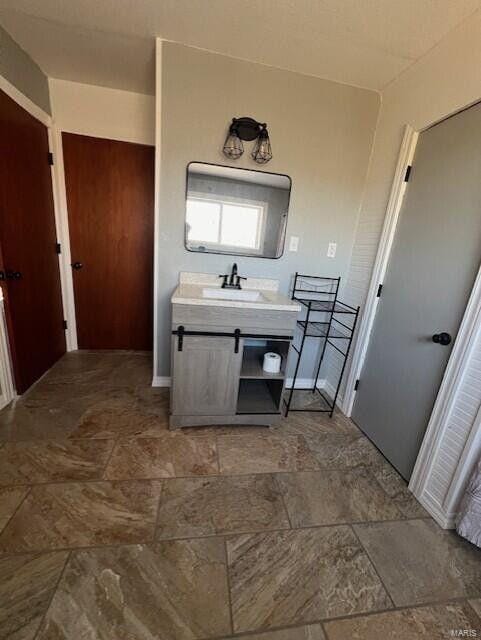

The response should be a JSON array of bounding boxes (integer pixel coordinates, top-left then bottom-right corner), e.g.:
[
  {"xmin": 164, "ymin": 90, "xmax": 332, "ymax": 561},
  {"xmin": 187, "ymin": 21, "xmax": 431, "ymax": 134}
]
[
  {"xmin": 55, "ymin": 242, "xmax": 61, "ymax": 254},
  {"xmin": 376, "ymin": 284, "xmax": 383, "ymax": 297},
  {"xmin": 404, "ymin": 164, "xmax": 412, "ymax": 182},
  {"xmin": 354, "ymin": 379, "xmax": 360, "ymax": 391},
  {"xmin": 63, "ymin": 320, "xmax": 68, "ymax": 330},
  {"xmin": 48, "ymin": 152, "xmax": 54, "ymax": 166}
]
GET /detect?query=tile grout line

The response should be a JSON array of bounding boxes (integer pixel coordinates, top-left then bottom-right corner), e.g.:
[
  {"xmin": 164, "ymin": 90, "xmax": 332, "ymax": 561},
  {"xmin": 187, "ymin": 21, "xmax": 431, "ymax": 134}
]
[
  {"xmin": 349, "ymin": 523, "xmax": 396, "ymax": 609},
  {"xmin": 320, "ymin": 620, "xmax": 329, "ymax": 639},
  {"xmin": 32, "ymin": 549, "xmax": 72, "ymax": 640},
  {"xmin": 0, "ymin": 485, "xmax": 32, "ymax": 537},
  {"xmin": 152, "ymin": 479, "xmax": 165, "ymax": 543},
  {"xmin": 320, "ymin": 595, "xmax": 481, "ymax": 626},
  {"xmin": 272, "ymin": 473, "xmax": 293, "ymax": 529},
  {"xmin": 223, "ymin": 537, "xmax": 235, "ymax": 636},
  {"xmin": 2, "ymin": 355, "xmax": 471, "ymax": 639},
  {"xmin": 0, "ymin": 465, "xmax": 435, "ymax": 489},
  {"xmin": 214, "ymin": 432, "xmax": 221, "ymax": 475},
  {"xmin": 0, "ymin": 420, "xmax": 359, "ymax": 443},
  {"xmin": 466, "ymin": 600, "xmax": 481, "ymax": 625},
  {"xmin": 191, "ymin": 596, "xmax": 481, "ymax": 640},
  {"xmin": 359, "ymin": 465, "xmax": 408, "ymax": 520},
  {"xmin": 0, "ymin": 517, "xmax": 434, "ymax": 557},
  {"xmin": 100, "ymin": 433, "xmax": 122, "ymax": 480}
]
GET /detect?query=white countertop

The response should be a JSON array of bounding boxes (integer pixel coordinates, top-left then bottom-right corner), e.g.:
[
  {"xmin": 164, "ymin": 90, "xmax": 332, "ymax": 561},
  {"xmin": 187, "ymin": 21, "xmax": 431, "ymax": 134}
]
[{"xmin": 172, "ymin": 272, "xmax": 301, "ymax": 312}]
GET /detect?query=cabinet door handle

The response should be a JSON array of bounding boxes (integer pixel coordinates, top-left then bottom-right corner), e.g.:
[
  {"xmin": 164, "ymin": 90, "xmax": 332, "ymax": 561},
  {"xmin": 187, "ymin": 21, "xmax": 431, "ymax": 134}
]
[
  {"xmin": 177, "ymin": 325, "xmax": 184, "ymax": 351},
  {"xmin": 234, "ymin": 328, "xmax": 241, "ymax": 353}
]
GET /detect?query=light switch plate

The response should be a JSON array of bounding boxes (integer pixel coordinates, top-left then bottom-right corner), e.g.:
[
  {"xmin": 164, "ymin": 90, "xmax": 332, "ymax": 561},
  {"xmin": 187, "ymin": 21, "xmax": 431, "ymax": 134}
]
[
  {"xmin": 289, "ymin": 236, "xmax": 299, "ymax": 252},
  {"xmin": 327, "ymin": 242, "xmax": 337, "ymax": 258}
]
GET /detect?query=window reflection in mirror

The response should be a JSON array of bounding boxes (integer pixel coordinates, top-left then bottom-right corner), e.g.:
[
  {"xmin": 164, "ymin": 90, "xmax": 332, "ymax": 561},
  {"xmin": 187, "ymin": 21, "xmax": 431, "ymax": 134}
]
[{"xmin": 185, "ymin": 162, "xmax": 291, "ymax": 258}]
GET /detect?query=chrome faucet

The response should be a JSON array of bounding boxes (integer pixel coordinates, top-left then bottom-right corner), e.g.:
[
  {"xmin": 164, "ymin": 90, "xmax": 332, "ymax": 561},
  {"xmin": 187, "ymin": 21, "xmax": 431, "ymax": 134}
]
[{"xmin": 219, "ymin": 263, "xmax": 246, "ymax": 289}]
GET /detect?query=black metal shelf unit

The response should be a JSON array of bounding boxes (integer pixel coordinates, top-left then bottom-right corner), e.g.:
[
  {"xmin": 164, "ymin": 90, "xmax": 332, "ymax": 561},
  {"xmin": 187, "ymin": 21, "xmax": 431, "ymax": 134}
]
[{"xmin": 284, "ymin": 273, "xmax": 360, "ymax": 417}]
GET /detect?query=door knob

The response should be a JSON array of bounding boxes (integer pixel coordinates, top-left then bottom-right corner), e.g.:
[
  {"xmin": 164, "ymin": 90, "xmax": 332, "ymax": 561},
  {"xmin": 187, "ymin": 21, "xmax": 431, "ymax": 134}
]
[
  {"xmin": 5, "ymin": 270, "xmax": 22, "ymax": 280},
  {"xmin": 432, "ymin": 332, "xmax": 452, "ymax": 346},
  {"xmin": 71, "ymin": 262, "xmax": 83, "ymax": 270}
]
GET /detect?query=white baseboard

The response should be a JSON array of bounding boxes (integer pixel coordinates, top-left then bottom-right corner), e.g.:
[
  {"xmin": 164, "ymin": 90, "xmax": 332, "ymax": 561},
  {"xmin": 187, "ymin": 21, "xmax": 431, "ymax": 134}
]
[
  {"xmin": 152, "ymin": 376, "xmax": 171, "ymax": 387},
  {"xmin": 285, "ymin": 377, "xmax": 326, "ymax": 389},
  {"xmin": 416, "ymin": 489, "xmax": 455, "ymax": 529},
  {"xmin": 324, "ymin": 379, "xmax": 338, "ymax": 401},
  {"xmin": 285, "ymin": 378, "xmax": 343, "ymax": 409}
]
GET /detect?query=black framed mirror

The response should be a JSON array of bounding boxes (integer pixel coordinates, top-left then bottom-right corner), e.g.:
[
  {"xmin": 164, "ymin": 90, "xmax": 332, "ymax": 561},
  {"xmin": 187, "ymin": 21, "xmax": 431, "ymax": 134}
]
[{"xmin": 185, "ymin": 162, "xmax": 292, "ymax": 259}]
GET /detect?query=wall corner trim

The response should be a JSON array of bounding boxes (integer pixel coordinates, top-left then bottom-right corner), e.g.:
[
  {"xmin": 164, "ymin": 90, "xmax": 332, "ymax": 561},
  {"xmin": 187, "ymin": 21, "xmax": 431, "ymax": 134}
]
[{"xmin": 152, "ymin": 38, "xmax": 163, "ymax": 383}]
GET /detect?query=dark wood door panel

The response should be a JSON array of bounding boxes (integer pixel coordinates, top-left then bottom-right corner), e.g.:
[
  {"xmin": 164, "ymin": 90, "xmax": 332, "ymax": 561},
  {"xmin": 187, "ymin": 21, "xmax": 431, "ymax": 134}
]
[
  {"xmin": 62, "ymin": 134, "xmax": 154, "ymax": 350},
  {"xmin": 0, "ymin": 89, "xmax": 66, "ymax": 393}
]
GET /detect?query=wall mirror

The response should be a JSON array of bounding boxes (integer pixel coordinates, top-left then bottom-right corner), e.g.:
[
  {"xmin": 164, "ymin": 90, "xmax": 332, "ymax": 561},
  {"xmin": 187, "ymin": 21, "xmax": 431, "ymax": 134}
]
[{"xmin": 185, "ymin": 162, "xmax": 291, "ymax": 258}]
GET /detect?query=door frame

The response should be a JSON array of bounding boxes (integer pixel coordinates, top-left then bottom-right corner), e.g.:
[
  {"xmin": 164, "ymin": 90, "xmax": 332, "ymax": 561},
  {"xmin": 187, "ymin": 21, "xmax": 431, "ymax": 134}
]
[
  {"xmin": 0, "ymin": 74, "xmax": 73, "ymax": 399},
  {"xmin": 49, "ymin": 127, "xmax": 78, "ymax": 351},
  {"xmin": 0, "ymin": 290, "xmax": 15, "ymax": 409},
  {"xmin": 60, "ymin": 133, "xmax": 155, "ymax": 351},
  {"xmin": 343, "ymin": 115, "xmax": 481, "ymax": 526},
  {"xmin": 343, "ymin": 124, "xmax": 419, "ymax": 416}
]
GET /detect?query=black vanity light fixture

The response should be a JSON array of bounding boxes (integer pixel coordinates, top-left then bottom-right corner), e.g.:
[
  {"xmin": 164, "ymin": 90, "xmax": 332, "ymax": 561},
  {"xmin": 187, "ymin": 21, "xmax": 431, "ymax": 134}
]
[{"xmin": 223, "ymin": 117, "xmax": 273, "ymax": 164}]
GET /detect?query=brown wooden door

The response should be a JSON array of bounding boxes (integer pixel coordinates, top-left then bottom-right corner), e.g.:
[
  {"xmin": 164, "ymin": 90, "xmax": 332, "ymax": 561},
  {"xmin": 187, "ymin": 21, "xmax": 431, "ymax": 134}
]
[
  {"xmin": 0, "ymin": 90, "xmax": 66, "ymax": 394},
  {"xmin": 62, "ymin": 134, "xmax": 154, "ymax": 350}
]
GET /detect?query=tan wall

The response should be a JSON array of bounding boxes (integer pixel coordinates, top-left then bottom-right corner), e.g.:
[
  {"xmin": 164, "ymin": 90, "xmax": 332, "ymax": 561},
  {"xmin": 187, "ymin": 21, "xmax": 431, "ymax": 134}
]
[
  {"xmin": 156, "ymin": 42, "xmax": 380, "ymax": 377},
  {"xmin": 49, "ymin": 78, "xmax": 155, "ymax": 145},
  {"xmin": 0, "ymin": 24, "xmax": 50, "ymax": 113},
  {"xmin": 345, "ymin": 10, "xmax": 481, "ymax": 310}
]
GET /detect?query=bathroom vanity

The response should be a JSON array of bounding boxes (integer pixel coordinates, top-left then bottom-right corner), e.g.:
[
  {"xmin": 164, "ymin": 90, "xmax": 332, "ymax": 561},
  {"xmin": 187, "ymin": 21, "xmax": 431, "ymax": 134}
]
[{"xmin": 169, "ymin": 272, "xmax": 301, "ymax": 428}]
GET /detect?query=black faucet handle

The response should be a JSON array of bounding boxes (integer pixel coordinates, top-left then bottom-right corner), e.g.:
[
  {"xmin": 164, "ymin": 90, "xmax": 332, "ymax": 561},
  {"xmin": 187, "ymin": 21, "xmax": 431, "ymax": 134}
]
[
  {"xmin": 235, "ymin": 275, "xmax": 247, "ymax": 289},
  {"xmin": 219, "ymin": 274, "xmax": 228, "ymax": 288}
]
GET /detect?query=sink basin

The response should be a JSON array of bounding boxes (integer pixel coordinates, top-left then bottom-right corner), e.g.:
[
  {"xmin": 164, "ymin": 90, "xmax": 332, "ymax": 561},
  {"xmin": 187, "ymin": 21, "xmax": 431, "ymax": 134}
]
[{"xmin": 202, "ymin": 287, "xmax": 263, "ymax": 302}]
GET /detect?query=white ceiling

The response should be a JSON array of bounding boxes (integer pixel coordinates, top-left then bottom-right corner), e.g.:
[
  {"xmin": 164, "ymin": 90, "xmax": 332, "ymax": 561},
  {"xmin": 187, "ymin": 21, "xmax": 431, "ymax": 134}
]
[{"xmin": 1, "ymin": 0, "xmax": 480, "ymax": 95}]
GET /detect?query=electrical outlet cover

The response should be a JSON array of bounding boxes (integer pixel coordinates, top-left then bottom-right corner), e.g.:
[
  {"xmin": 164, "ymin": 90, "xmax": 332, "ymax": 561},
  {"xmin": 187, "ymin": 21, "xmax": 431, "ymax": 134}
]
[
  {"xmin": 327, "ymin": 242, "xmax": 337, "ymax": 258},
  {"xmin": 289, "ymin": 236, "xmax": 299, "ymax": 252}
]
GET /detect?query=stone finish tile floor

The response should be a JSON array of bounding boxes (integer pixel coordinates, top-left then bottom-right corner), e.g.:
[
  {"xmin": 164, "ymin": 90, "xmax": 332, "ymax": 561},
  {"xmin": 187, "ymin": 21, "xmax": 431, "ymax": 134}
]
[{"xmin": 0, "ymin": 351, "xmax": 479, "ymax": 640}]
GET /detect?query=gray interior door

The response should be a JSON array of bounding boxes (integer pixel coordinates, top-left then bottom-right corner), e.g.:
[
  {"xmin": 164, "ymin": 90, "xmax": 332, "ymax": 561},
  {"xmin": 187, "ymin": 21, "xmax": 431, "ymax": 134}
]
[{"xmin": 352, "ymin": 103, "xmax": 481, "ymax": 480}]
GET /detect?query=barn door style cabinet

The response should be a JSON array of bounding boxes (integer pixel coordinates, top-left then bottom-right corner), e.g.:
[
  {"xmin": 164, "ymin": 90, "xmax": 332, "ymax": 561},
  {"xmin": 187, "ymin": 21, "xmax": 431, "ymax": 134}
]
[{"xmin": 169, "ymin": 273, "xmax": 300, "ymax": 428}]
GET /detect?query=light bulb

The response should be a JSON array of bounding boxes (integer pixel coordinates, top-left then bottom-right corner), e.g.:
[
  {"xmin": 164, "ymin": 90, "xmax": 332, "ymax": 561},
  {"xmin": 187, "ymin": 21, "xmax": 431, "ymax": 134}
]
[
  {"xmin": 223, "ymin": 126, "xmax": 243, "ymax": 159},
  {"xmin": 251, "ymin": 128, "xmax": 272, "ymax": 164}
]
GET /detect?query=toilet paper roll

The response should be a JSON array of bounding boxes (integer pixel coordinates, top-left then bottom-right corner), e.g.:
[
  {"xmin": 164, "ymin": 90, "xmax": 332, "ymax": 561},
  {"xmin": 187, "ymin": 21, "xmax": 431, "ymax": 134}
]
[{"xmin": 263, "ymin": 352, "xmax": 282, "ymax": 374}]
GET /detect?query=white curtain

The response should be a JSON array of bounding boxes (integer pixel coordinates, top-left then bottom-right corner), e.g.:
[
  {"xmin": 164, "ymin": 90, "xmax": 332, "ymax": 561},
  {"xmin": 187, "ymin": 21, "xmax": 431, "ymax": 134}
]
[{"xmin": 456, "ymin": 455, "xmax": 481, "ymax": 548}]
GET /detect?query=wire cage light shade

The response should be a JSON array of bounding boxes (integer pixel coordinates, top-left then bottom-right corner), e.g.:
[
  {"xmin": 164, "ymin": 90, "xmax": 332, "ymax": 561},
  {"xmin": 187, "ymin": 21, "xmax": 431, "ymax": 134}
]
[
  {"xmin": 223, "ymin": 125, "xmax": 244, "ymax": 159},
  {"xmin": 222, "ymin": 117, "xmax": 272, "ymax": 163},
  {"xmin": 251, "ymin": 127, "xmax": 272, "ymax": 164}
]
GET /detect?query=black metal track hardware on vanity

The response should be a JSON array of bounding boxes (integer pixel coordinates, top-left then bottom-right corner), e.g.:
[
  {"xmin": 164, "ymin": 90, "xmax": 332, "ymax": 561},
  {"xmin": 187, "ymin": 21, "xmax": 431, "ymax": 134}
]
[{"xmin": 172, "ymin": 326, "xmax": 292, "ymax": 353}]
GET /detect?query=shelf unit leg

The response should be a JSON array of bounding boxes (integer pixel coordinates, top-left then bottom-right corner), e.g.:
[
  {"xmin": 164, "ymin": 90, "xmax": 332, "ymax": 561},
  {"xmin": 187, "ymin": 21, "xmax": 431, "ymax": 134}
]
[
  {"xmin": 312, "ymin": 278, "xmax": 340, "ymax": 393},
  {"xmin": 329, "ymin": 305, "xmax": 360, "ymax": 417},
  {"xmin": 285, "ymin": 300, "xmax": 312, "ymax": 416}
]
